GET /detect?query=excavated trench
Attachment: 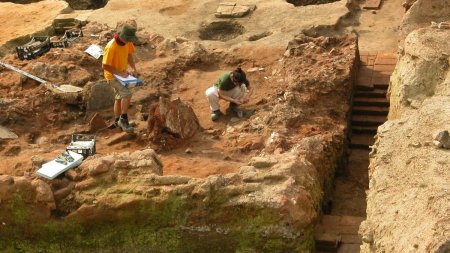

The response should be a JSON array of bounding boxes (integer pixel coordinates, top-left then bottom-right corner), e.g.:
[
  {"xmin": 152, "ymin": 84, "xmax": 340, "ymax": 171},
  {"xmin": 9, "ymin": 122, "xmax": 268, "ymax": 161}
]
[
  {"xmin": 0, "ymin": 0, "xmax": 108, "ymax": 9},
  {"xmin": 198, "ymin": 21, "xmax": 245, "ymax": 41},
  {"xmin": 287, "ymin": 0, "xmax": 340, "ymax": 7}
]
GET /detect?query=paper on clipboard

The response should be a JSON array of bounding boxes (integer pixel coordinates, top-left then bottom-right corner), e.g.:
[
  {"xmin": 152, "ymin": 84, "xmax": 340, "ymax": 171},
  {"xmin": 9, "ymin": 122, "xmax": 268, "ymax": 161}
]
[
  {"xmin": 84, "ymin": 44, "xmax": 103, "ymax": 59},
  {"xmin": 113, "ymin": 74, "xmax": 143, "ymax": 88}
]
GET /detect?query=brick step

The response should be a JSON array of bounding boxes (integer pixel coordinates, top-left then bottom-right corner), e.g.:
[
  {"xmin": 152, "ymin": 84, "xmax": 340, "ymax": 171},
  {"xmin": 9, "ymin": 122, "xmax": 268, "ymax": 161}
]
[
  {"xmin": 355, "ymin": 84, "xmax": 373, "ymax": 91},
  {"xmin": 353, "ymin": 106, "xmax": 389, "ymax": 116},
  {"xmin": 315, "ymin": 215, "xmax": 364, "ymax": 252},
  {"xmin": 354, "ymin": 89, "xmax": 387, "ymax": 98},
  {"xmin": 352, "ymin": 115, "xmax": 387, "ymax": 127},
  {"xmin": 352, "ymin": 126, "xmax": 378, "ymax": 135},
  {"xmin": 316, "ymin": 215, "xmax": 365, "ymax": 235},
  {"xmin": 374, "ymin": 83, "xmax": 389, "ymax": 90},
  {"xmin": 353, "ymin": 97, "xmax": 389, "ymax": 107},
  {"xmin": 350, "ymin": 134, "xmax": 374, "ymax": 149}
]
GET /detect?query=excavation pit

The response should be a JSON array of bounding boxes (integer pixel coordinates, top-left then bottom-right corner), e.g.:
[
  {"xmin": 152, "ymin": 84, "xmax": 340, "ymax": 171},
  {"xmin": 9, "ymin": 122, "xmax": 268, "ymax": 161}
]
[
  {"xmin": 0, "ymin": 21, "xmax": 359, "ymax": 252},
  {"xmin": 286, "ymin": 0, "xmax": 339, "ymax": 7},
  {"xmin": 198, "ymin": 21, "xmax": 245, "ymax": 41}
]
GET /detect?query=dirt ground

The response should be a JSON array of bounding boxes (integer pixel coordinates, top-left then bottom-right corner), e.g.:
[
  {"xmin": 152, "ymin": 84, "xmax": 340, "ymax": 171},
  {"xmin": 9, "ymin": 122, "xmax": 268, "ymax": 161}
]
[{"xmin": 0, "ymin": 0, "xmax": 405, "ymax": 179}]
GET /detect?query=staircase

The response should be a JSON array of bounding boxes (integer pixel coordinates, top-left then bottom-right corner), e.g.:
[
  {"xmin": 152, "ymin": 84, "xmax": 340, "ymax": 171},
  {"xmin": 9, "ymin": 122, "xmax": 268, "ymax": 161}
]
[
  {"xmin": 350, "ymin": 52, "xmax": 395, "ymax": 149},
  {"xmin": 314, "ymin": 51, "xmax": 396, "ymax": 253}
]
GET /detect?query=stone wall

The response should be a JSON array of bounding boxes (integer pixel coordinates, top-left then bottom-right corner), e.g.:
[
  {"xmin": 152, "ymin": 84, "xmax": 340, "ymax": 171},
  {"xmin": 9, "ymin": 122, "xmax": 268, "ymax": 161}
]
[{"xmin": 360, "ymin": 25, "xmax": 450, "ymax": 253}]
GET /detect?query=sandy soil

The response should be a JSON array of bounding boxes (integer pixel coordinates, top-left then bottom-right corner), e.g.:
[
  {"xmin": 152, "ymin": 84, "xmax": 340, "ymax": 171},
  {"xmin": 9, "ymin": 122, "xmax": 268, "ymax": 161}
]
[{"xmin": 0, "ymin": 1, "xmax": 68, "ymax": 45}]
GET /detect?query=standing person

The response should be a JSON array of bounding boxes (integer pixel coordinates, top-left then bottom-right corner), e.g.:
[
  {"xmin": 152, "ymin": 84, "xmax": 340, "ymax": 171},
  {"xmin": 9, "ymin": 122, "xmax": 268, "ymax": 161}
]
[
  {"xmin": 102, "ymin": 24, "xmax": 139, "ymax": 133},
  {"xmin": 205, "ymin": 67, "xmax": 253, "ymax": 121}
]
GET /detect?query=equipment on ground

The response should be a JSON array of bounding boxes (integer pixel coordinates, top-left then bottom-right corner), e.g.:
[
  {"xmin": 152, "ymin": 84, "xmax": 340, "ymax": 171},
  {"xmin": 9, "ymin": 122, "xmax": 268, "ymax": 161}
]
[
  {"xmin": 66, "ymin": 134, "xmax": 96, "ymax": 158},
  {"xmin": 16, "ymin": 36, "xmax": 51, "ymax": 60}
]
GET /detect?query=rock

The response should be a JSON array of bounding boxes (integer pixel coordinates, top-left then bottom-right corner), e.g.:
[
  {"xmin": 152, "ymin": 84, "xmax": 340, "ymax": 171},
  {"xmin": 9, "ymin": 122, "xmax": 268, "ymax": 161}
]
[
  {"xmin": 89, "ymin": 113, "xmax": 108, "ymax": 132},
  {"xmin": 65, "ymin": 169, "xmax": 82, "ymax": 181},
  {"xmin": 114, "ymin": 160, "xmax": 130, "ymax": 169},
  {"xmin": 53, "ymin": 183, "xmax": 74, "ymax": 201},
  {"xmin": 185, "ymin": 148, "xmax": 192, "ymax": 154},
  {"xmin": 31, "ymin": 179, "xmax": 55, "ymax": 204},
  {"xmin": 86, "ymin": 81, "xmax": 115, "ymax": 111},
  {"xmin": 0, "ymin": 126, "xmax": 18, "ymax": 140},
  {"xmin": 88, "ymin": 162, "xmax": 110, "ymax": 176},
  {"xmin": 0, "ymin": 175, "xmax": 14, "ymax": 202},
  {"xmin": 31, "ymin": 156, "xmax": 46, "ymax": 169},
  {"xmin": 75, "ymin": 178, "xmax": 97, "ymax": 190},
  {"xmin": 148, "ymin": 175, "xmax": 191, "ymax": 186},
  {"xmin": 433, "ymin": 130, "xmax": 450, "ymax": 148},
  {"xmin": 248, "ymin": 156, "xmax": 278, "ymax": 169},
  {"xmin": 175, "ymin": 36, "xmax": 189, "ymax": 43},
  {"xmin": 148, "ymin": 97, "xmax": 200, "ymax": 139},
  {"xmin": 215, "ymin": 3, "xmax": 255, "ymax": 18}
]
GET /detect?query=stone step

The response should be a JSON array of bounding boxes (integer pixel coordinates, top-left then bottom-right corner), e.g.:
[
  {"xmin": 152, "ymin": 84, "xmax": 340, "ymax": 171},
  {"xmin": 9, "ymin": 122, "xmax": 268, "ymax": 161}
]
[
  {"xmin": 315, "ymin": 233, "xmax": 341, "ymax": 252},
  {"xmin": 352, "ymin": 115, "xmax": 387, "ymax": 127},
  {"xmin": 373, "ymin": 83, "xmax": 389, "ymax": 90},
  {"xmin": 353, "ymin": 106, "xmax": 389, "ymax": 116},
  {"xmin": 352, "ymin": 126, "xmax": 378, "ymax": 135},
  {"xmin": 354, "ymin": 89, "xmax": 387, "ymax": 98},
  {"xmin": 350, "ymin": 134, "xmax": 374, "ymax": 149},
  {"xmin": 353, "ymin": 97, "xmax": 389, "ymax": 107}
]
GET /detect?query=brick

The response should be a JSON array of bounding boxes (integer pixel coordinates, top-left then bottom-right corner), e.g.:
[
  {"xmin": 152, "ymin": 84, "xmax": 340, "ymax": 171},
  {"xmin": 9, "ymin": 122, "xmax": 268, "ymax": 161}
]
[
  {"xmin": 359, "ymin": 55, "xmax": 369, "ymax": 66},
  {"xmin": 363, "ymin": 0, "xmax": 382, "ymax": 9},
  {"xmin": 341, "ymin": 234, "xmax": 362, "ymax": 244},
  {"xmin": 356, "ymin": 66, "xmax": 374, "ymax": 88},
  {"xmin": 373, "ymin": 64, "xmax": 395, "ymax": 73},
  {"xmin": 337, "ymin": 243, "xmax": 361, "ymax": 253},
  {"xmin": 340, "ymin": 216, "xmax": 365, "ymax": 226},
  {"xmin": 374, "ymin": 52, "xmax": 397, "ymax": 65}
]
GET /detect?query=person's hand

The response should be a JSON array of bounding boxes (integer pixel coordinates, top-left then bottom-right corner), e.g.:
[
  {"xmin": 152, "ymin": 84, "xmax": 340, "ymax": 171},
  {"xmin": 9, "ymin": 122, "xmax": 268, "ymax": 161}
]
[
  {"xmin": 129, "ymin": 68, "xmax": 138, "ymax": 77},
  {"xmin": 240, "ymin": 97, "xmax": 249, "ymax": 104},
  {"xmin": 233, "ymin": 99, "xmax": 242, "ymax": 105},
  {"xmin": 119, "ymin": 71, "xmax": 129, "ymax": 78}
]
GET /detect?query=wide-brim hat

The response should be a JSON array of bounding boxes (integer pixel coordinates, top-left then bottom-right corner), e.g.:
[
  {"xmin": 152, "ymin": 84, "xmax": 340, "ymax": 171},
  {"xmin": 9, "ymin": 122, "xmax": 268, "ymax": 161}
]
[{"xmin": 118, "ymin": 24, "xmax": 139, "ymax": 43}]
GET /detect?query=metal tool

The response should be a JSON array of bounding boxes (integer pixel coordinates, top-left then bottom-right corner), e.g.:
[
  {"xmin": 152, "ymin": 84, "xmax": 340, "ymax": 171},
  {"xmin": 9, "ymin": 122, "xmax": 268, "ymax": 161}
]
[{"xmin": 0, "ymin": 61, "xmax": 46, "ymax": 83}]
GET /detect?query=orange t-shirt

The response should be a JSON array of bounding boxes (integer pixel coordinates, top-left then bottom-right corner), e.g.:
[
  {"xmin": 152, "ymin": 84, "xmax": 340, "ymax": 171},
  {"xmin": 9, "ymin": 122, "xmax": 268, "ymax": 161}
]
[{"xmin": 102, "ymin": 39, "xmax": 136, "ymax": 80}]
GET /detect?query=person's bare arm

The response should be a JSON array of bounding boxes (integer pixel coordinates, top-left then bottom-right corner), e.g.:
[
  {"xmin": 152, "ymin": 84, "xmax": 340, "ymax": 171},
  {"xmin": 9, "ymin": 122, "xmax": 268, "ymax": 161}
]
[
  {"xmin": 102, "ymin": 64, "xmax": 128, "ymax": 77},
  {"xmin": 218, "ymin": 90, "xmax": 242, "ymax": 105},
  {"xmin": 128, "ymin": 54, "xmax": 137, "ymax": 76}
]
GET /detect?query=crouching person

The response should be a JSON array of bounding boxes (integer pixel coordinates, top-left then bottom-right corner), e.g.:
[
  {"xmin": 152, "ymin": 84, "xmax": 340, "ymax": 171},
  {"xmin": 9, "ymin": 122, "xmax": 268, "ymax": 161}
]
[{"xmin": 205, "ymin": 67, "xmax": 253, "ymax": 121}]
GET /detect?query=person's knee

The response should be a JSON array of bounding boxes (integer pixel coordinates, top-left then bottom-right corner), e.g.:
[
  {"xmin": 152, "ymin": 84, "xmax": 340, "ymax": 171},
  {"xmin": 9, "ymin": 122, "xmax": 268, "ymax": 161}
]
[{"xmin": 205, "ymin": 87, "xmax": 218, "ymax": 98}]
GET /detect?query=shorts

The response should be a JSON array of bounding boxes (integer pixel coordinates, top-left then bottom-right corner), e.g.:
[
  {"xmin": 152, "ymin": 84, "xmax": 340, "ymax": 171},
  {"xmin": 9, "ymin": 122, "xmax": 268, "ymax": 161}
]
[{"xmin": 107, "ymin": 79, "xmax": 132, "ymax": 99}]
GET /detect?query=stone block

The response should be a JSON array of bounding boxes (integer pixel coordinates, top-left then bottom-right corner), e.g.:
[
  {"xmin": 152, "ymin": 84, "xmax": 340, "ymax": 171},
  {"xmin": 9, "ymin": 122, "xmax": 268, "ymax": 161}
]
[
  {"xmin": 363, "ymin": 0, "xmax": 382, "ymax": 10},
  {"xmin": 89, "ymin": 112, "xmax": 108, "ymax": 132},
  {"xmin": 373, "ymin": 64, "xmax": 395, "ymax": 73},
  {"xmin": 215, "ymin": 3, "xmax": 255, "ymax": 18},
  {"xmin": 248, "ymin": 157, "xmax": 278, "ymax": 168},
  {"xmin": 86, "ymin": 81, "xmax": 115, "ymax": 111},
  {"xmin": 0, "ymin": 126, "xmax": 18, "ymax": 140},
  {"xmin": 88, "ymin": 162, "xmax": 109, "ymax": 176}
]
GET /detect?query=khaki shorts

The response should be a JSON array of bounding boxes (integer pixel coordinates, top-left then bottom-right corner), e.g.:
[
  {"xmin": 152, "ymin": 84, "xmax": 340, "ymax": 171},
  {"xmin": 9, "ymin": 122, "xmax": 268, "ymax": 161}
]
[{"xmin": 107, "ymin": 79, "xmax": 132, "ymax": 99}]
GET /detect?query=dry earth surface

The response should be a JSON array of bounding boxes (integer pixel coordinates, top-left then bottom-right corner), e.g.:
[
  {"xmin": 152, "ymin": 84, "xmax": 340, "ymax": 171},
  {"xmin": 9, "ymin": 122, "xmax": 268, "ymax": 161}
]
[{"xmin": 0, "ymin": 0, "xmax": 449, "ymax": 252}]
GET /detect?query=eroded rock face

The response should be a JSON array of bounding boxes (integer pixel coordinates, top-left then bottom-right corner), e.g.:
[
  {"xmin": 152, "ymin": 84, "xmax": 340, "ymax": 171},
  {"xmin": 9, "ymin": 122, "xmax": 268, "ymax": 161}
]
[
  {"xmin": 401, "ymin": 0, "xmax": 450, "ymax": 38},
  {"xmin": 15, "ymin": 153, "xmax": 322, "ymax": 252},
  {"xmin": 389, "ymin": 26, "xmax": 450, "ymax": 119},
  {"xmin": 361, "ymin": 25, "xmax": 450, "ymax": 253},
  {"xmin": 148, "ymin": 97, "xmax": 200, "ymax": 139}
]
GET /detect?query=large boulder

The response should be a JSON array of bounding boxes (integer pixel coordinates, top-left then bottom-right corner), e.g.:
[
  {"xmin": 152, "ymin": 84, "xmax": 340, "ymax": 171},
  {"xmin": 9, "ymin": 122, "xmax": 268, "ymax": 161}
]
[
  {"xmin": 401, "ymin": 0, "xmax": 450, "ymax": 38},
  {"xmin": 148, "ymin": 97, "xmax": 200, "ymax": 139}
]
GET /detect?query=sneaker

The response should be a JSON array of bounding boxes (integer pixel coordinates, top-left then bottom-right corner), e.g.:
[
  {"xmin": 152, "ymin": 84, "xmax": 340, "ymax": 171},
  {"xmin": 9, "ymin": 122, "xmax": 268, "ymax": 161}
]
[
  {"xmin": 118, "ymin": 117, "xmax": 134, "ymax": 133},
  {"xmin": 211, "ymin": 110, "xmax": 221, "ymax": 121},
  {"xmin": 229, "ymin": 103, "xmax": 243, "ymax": 118}
]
